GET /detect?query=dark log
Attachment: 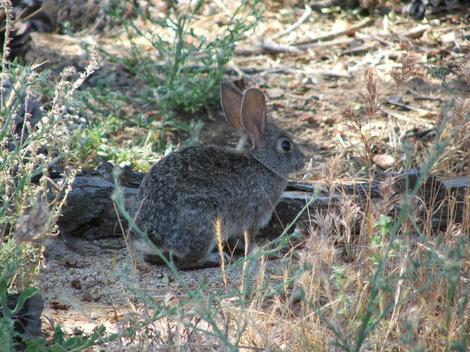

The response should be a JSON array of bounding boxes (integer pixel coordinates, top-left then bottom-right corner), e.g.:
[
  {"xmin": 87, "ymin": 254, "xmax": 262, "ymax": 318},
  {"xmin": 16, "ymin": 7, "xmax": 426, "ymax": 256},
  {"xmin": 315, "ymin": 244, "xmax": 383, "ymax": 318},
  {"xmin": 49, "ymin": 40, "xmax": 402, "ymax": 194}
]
[
  {"xmin": 402, "ymin": 0, "xmax": 470, "ymax": 20},
  {"xmin": 261, "ymin": 170, "xmax": 468, "ymax": 237},
  {"xmin": 57, "ymin": 164, "xmax": 141, "ymax": 240},
  {"xmin": 3, "ymin": 291, "xmax": 44, "ymax": 351},
  {"xmin": 56, "ymin": 165, "xmax": 468, "ymax": 241}
]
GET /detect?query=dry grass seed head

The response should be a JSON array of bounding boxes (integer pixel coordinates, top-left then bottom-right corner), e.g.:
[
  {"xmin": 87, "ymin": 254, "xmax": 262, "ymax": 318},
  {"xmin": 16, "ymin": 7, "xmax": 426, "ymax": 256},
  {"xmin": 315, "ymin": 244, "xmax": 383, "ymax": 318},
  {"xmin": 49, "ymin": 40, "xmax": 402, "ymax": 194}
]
[
  {"xmin": 435, "ymin": 98, "xmax": 470, "ymax": 174},
  {"xmin": 359, "ymin": 68, "xmax": 381, "ymax": 117},
  {"xmin": 338, "ymin": 197, "xmax": 362, "ymax": 246},
  {"xmin": 319, "ymin": 155, "xmax": 345, "ymax": 189},
  {"xmin": 457, "ymin": 60, "xmax": 470, "ymax": 87},
  {"xmin": 339, "ymin": 68, "xmax": 383, "ymax": 167},
  {"xmin": 293, "ymin": 233, "xmax": 338, "ymax": 344},
  {"xmin": 450, "ymin": 98, "xmax": 470, "ymax": 146},
  {"xmin": 298, "ymin": 230, "xmax": 337, "ymax": 292},
  {"xmin": 0, "ymin": 0, "xmax": 13, "ymax": 66},
  {"xmin": 340, "ymin": 104, "xmax": 362, "ymax": 131},
  {"xmin": 14, "ymin": 197, "xmax": 50, "ymax": 244},
  {"xmin": 377, "ymin": 176, "xmax": 401, "ymax": 216},
  {"xmin": 391, "ymin": 54, "xmax": 422, "ymax": 88}
]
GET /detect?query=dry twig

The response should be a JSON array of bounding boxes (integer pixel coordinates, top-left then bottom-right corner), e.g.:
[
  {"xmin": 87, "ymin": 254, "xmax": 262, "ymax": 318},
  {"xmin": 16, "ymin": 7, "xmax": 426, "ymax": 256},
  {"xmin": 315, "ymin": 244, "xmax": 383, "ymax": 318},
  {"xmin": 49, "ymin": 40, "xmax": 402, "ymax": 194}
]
[
  {"xmin": 271, "ymin": 5, "xmax": 312, "ymax": 41},
  {"xmin": 386, "ymin": 95, "xmax": 437, "ymax": 117},
  {"xmin": 295, "ymin": 17, "xmax": 373, "ymax": 48}
]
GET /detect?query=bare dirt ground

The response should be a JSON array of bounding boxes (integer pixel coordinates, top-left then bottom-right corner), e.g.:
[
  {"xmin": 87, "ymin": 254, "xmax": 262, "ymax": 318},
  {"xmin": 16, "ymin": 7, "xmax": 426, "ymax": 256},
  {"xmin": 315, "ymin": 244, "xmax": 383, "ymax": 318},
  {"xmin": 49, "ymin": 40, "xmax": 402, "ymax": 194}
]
[{"xmin": 33, "ymin": 3, "xmax": 470, "ymax": 348}]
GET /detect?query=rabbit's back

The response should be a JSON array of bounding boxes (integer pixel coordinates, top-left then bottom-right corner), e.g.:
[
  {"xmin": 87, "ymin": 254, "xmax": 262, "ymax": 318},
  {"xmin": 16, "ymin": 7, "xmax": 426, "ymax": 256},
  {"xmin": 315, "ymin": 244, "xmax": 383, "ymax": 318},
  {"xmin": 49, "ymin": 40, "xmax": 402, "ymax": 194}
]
[{"xmin": 136, "ymin": 145, "xmax": 287, "ymax": 251}]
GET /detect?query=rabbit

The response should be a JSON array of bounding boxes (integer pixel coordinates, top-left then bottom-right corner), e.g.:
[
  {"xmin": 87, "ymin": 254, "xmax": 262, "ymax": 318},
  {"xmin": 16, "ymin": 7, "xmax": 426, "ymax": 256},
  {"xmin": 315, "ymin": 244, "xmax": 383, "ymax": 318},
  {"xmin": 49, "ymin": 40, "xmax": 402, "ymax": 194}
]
[{"xmin": 133, "ymin": 82, "xmax": 305, "ymax": 270}]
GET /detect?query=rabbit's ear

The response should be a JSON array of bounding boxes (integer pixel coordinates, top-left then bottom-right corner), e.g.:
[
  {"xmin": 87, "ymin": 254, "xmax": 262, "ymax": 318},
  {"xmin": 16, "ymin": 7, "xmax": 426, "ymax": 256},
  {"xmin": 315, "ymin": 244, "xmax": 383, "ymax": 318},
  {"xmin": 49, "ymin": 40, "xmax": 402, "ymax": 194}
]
[
  {"xmin": 241, "ymin": 88, "xmax": 266, "ymax": 146},
  {"xmin": 220, "ymin": 82, "xmax": 243, "ymax": 130}
]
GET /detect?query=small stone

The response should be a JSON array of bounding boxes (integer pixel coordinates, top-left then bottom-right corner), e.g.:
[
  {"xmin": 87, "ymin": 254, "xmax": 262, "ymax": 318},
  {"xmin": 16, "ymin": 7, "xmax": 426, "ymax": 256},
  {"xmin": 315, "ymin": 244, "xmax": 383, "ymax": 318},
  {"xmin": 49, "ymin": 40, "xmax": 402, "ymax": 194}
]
[
  {"xmin": 266, "ymin": 88, "xmax": 284, "ymax": 99},
  {"xmin": 71, "ymin": 279, "xmax": 82, "ymax": 290},
  {"xmin": 82, "ymin": 290, "xmax": 92, "ymax": 302},
  {"xmin": 50, "ymin": 301, "xmax": 69, "ymax": 311},
  {"xmin": 373, "ymin": 154, "xmax": 395, "ymax": 169}
]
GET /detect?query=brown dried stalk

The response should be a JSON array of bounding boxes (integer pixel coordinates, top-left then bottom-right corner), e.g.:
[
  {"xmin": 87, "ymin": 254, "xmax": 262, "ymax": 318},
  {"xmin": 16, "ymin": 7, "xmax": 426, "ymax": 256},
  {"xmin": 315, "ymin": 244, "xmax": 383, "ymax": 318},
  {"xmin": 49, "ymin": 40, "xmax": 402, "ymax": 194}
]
[
  {"xmin": 340, "ymin": 69, "xmax": 382, "ymax": 167},
  {"xmin": 391, "ymin": 54, "xmax": 422, "ymax": 88},
  {"xmin": 457, "ymin": 61, "xmax": 470, "ymax": 87},
  {"xmin": 359, "ymin": 68, "xmax": 381, "ymax": 117},
  {"xmin": 15, "ymin": 197, "xmax": 50, "ymax": 244}
]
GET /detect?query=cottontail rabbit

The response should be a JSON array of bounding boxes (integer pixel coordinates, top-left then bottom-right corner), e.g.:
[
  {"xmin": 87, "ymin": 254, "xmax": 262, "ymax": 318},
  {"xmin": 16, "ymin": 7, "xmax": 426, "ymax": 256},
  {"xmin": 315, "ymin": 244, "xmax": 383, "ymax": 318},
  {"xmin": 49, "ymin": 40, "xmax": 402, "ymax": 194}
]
[{"xmin": 133, "ymin": 82, "xmax": 305, "ymax": 269}]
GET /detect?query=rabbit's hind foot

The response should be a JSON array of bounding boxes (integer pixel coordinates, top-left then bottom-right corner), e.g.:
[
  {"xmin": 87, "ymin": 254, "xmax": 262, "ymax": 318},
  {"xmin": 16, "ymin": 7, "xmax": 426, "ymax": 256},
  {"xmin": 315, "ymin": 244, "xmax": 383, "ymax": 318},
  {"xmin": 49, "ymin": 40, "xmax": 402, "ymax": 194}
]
[
  {"xmin": 143, "ymin": 252, "xmax": 171, "ymax": 265},
  {"xmin": 176, "ymin": 251, "xmax": 230, "ymax": 270}
]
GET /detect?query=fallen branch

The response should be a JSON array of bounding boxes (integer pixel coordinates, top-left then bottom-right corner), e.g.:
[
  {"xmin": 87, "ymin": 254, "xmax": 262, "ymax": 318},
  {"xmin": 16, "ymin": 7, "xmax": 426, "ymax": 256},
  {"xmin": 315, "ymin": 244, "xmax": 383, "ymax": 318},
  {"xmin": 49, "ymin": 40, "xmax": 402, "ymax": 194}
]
[
  {"xmin": 385, "ymin": 95, "xmax": 437, "ymax": 117},
  {"xmin": 234, "ymin": 17, "xmax": 373, "ymax": 57},
  {"xmin": 271, "ymin": 5, "xmax": 312, "ymax": 40},
  {"xmin": 226, "ymin": 66, "xmax": 351, "ymax": 79},
  {"xmin": 259, "ymin": 41, "xmax": 303, "ymax": 54},
  {"xmin": 263, "ymin": 170, "xmax": 469, "ymax": 237},
  {"xmin": 55, "ymin": 166, "xmax": 468, "ymax": 241},
  {"xmin": 307, "ymin": 0, "xmax": 337, "ymax": 10},
  {"xmin": 235, "ymin": 37, "xmax": 356, "ymax": 56},
  {"xmin": 406, "ymin": 88, "xmax": 442, "ymax": 102},
  {"xmin": 235, "ymin": 43, "xmax": 303, "ymax": 56},
  {"xmin": 380, "ymin": 107, "xmax": 435, "ymax": 127},
  {"xmin": 308, "ymin": 37, "xmax": 357, "ymax": 49},
  {"xmin": 401, "ymin": 24, "xmax": 431, "ymax": 39},
  {"xmin": 225, "ymin": 66, "xmax": 291, "ymax": 76},
  {"xmin": 295, "ymin": 17, "xmax": 374, "ymax": 47},
  {"xmin": 340, "ymin": 41, "xmax": 375, "ymax": 55}
]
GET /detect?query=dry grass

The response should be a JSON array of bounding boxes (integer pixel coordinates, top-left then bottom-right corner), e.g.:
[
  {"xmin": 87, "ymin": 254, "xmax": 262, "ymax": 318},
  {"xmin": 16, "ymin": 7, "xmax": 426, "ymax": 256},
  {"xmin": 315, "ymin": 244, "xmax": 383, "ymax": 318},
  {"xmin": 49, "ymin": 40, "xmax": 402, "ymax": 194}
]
[
  {"xmin": 108, "ymin": 139, "xmax": 468, "ymax": 351},
  {"xmin": 340, "ymin": 69, "xmax": 383, "ymax": 168},
  {"xmin": 457, "ymin": 61, "xmax": 470, "ymax": 87},
  {"xmin": 111, "ymin": 197, "xmax": 468, "ymax": 351},
  {"xmin": 106, "ymin": 55, "xmax": 470, "ymax": 351},
  {"xmin": 435, "ymin": 98, "xmax": 470, "ymax": 176}
]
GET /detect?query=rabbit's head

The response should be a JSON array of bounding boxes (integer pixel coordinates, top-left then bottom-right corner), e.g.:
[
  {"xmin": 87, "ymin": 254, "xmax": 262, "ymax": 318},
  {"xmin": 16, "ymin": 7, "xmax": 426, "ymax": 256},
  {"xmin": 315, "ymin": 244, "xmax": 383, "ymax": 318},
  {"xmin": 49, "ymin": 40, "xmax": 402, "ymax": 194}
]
[{"xmin": 221, "ymin": 82, "xmax": 305, "ymax": 178}]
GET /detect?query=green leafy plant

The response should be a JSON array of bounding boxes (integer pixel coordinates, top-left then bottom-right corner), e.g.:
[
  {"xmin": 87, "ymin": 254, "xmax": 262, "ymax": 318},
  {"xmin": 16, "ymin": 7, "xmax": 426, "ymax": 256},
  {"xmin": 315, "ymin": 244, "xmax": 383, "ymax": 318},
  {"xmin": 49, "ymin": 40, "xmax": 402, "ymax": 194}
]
[
  {"xmin": 68, "ymin": 1, "xmax": 261, "ymax": 170},
  {"xmin": 0, "ymin": 39, "xmax": 105, "ymax": 349},
  {"xmin": 110, "ymin": 0, "xmax": 262, "ymax": 114}
]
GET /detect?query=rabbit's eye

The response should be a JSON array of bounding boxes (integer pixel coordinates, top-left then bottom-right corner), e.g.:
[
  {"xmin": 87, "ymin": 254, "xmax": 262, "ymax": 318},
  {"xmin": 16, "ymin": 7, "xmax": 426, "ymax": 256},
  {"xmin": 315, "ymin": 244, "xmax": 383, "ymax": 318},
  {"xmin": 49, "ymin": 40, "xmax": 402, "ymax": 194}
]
[{"xmin": 279, "ymin": 138, "xmax": 292, "ymax": 152}]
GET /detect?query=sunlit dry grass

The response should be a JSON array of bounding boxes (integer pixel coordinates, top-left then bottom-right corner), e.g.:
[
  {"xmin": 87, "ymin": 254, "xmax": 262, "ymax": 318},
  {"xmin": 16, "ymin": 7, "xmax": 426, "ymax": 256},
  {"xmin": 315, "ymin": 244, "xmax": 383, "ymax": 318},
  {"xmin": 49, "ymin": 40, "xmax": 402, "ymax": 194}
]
[{"xmin": 109, "ymin": 56, "xmax": 469, "ymax": 351}]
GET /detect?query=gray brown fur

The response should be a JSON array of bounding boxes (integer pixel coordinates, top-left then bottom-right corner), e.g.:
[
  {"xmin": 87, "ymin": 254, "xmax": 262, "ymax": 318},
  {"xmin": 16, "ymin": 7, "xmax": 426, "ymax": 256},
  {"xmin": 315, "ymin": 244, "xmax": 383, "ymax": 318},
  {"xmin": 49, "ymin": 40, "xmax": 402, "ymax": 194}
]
[{"xmin": 134, "ymin": 83, "xmax": 304, "ymax": 269}]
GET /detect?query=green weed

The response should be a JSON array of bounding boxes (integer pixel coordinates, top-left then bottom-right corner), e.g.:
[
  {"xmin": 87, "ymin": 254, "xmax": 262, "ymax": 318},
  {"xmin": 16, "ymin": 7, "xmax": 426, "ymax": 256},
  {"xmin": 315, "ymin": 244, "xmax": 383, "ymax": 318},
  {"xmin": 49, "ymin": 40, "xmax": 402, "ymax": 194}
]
[{"xmin": 109, "ymin": 0, "xmax": 261, "ymax": 114}]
